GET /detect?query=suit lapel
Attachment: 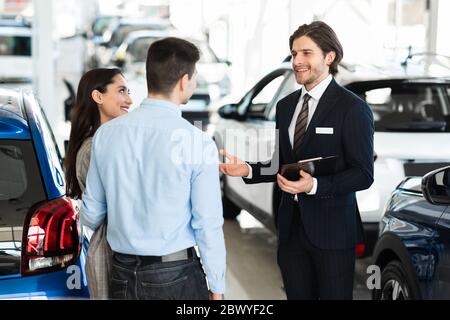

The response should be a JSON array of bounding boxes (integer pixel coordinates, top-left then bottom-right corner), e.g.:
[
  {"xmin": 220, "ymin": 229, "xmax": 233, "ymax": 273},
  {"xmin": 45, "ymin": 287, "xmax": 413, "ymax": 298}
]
[
  {"xmin": 295, "ymin": 79, "xmax": 341, "ymax": 158},
  {"xmin": 284, "ymin": 89, "xmax": 302, "ymax": 129},
  {"xmin": 280, "ymin": 89, "xmax": 302, "ymax": 163}
]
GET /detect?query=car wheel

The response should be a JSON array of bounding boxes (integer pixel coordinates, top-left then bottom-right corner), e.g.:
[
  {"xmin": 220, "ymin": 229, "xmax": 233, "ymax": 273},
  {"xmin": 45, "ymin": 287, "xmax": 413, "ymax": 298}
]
[
  {"xmin": 373, "ymin": 260, "xmax": 417, "ymax": 300},
  {"xmin": 221, "ymin": 176, "xmax": 241, "ymax": 220}
]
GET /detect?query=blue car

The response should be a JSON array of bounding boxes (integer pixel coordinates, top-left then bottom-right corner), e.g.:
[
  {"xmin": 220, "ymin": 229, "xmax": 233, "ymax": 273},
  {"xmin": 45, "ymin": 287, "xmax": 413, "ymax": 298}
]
[
  {"xmin": 0, "ymin": 88, "xmax": 89, "ymax": 299},
  {"xmin": 372, "ymin": 166, "xmax": 450, "ymax": 300}
]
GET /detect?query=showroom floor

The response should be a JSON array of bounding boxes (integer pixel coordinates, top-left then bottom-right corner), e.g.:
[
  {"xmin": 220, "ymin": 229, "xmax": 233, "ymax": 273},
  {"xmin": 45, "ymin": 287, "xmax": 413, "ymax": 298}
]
[{"xmin": 224, "ymin": 211, "xmax": 372, "ymax": 300}]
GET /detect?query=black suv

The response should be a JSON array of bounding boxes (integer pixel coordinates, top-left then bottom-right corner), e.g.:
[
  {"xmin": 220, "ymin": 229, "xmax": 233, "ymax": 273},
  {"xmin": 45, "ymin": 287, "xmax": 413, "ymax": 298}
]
[{"xmin": 372, "ymin": 166, "xmax": 450, "ymax": 299}]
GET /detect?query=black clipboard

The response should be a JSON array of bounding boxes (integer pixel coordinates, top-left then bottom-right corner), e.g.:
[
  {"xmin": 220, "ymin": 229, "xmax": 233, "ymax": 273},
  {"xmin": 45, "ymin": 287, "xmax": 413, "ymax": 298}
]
[{"xmin": 280, "ymin": 156, "xmax": 338, "ymax": 181}]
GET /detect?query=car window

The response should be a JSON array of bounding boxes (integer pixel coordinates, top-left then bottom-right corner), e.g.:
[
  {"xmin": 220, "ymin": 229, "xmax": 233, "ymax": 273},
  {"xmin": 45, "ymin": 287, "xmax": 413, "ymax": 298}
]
[
  {"xmin": 26, "ymin": 96, "xmax": 64, "ymax": 193},
  {"xmin": 0, "ymin": 140, "xmax": 46, "ymax": 276},
  {"xmin": 33, "ymin": 100, "xmax": 63, "ymax": 165},
  {"xmin": 268, "ymin": 71, "xmax": 300, "ymax": 121},
  {"xmin": 0, "ymin": 35, "xmax": 31, "ymax": 56},
  {"xmin": 0, "ymin": 145, "xmax": 27, "ymax": 200},
  {"xmin": 245, "ymin": 75, "xmax": 285, "ymax": 120},
  {"xmin": 350, "ymin": 83, "xmax": 450, "ymax": 132},
  {"xmin": 252, "ymin": 76, "xmax": 285, "ymax": 106}
]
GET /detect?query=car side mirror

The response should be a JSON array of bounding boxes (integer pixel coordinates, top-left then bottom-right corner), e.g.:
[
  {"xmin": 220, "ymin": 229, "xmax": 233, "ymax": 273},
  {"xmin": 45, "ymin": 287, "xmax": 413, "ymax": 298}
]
[
  {"xmin": 218, "ymin": 104, "xmax": 244, "ymax": 121},
  {"xmin": 422, "ymin": 166, "xmax": 450, "ymax": 205}
]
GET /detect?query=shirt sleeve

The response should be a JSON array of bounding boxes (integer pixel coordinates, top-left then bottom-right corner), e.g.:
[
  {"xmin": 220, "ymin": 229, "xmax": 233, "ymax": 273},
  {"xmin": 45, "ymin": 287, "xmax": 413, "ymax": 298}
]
[
  {"xmin": 80, "ymin": 134, "xmax": 107, "ymax": 230},
  {"xmin": 245, "ymin": 163, "xmax": 253, "ymax": 179},
  {"xmin": 190, "ymin": 138, "xmax": 226, "ymax": 294},
  {"xmin": 307, "ymin": 178, "xmax": 318, "ymax": 195}
]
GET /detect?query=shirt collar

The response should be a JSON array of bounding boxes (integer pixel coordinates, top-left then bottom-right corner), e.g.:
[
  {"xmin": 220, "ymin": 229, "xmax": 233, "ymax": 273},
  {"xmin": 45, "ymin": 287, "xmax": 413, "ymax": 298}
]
[
  {"xmin": 301, "ymin": 74, "xmax": 333, "ymax": 102},
  {"xmin": 140, "ymin": 98, "xmax": 182, "ymax": 117}
]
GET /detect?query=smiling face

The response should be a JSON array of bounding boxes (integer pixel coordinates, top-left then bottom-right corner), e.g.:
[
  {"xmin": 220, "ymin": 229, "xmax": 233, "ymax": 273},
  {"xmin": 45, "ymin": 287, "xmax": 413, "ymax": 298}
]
[
  {"xmin": 93, "ymin": 74, "xmax": 133, "ymax": 124},
  {"xmin": 291, "ymin": 36, "xmax": 336, "ymax": 91}
]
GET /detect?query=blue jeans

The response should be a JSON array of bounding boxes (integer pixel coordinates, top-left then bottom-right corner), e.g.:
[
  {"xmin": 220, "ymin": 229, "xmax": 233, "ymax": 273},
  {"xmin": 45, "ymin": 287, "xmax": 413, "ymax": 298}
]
[{"xmin": 111, "ymin": 252, "xmax": 209, "ymax": 300}]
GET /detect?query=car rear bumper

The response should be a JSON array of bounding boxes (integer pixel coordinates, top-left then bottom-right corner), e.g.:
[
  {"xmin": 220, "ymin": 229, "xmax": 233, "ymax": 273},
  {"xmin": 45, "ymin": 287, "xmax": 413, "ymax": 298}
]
[{"xmin": 0, "ymin": 257, "xmax": 89, "ymax": 300}]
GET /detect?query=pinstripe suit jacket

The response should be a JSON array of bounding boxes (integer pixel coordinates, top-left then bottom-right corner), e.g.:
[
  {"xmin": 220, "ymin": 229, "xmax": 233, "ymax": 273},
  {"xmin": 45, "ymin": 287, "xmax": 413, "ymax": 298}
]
[{"xmin": 244, "ymin": 78, "xmax": 374, "ymax": 250}]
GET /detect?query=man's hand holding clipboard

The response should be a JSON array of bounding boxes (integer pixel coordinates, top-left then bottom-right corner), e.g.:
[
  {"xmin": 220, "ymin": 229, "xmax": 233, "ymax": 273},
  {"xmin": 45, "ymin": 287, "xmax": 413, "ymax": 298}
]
[
  {"xmin": 280, "ymin": 156, "xmax": 338, "ymax": 181},
  {"xmin": 277, "ymin": 156, "xmax": 338, "ymax": 195}
]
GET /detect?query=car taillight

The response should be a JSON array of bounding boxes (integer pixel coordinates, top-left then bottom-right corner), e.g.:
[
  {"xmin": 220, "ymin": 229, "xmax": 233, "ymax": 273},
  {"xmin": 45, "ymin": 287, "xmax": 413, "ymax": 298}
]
[
  {"xmin": 356, "ymin": 243, "xmax": 366, "ymax": 258},
  {"xmin": 21, "ymin": 196, "xmax": 81, "ymax": 276}
]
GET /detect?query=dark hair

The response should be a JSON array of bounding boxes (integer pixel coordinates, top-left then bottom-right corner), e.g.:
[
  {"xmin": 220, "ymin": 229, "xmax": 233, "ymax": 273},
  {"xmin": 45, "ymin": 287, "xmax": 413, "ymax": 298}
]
[
  {"xmin": 65, "ymin": 68, "xmax": 123, "ymax": 199},
  {"xmin": 289, "ymin": 21, "xmax": 343, "ymax": 76},
  {"xmin": 146, "ymin": 37, "xmax": 200, "ymax": 95}
]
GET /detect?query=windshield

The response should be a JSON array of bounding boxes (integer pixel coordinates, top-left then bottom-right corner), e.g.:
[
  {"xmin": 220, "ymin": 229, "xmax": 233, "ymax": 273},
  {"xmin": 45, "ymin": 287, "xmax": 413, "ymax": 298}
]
[
  {"xmin": 399, "ymin": 177, "xmax": 423, "ymax": 193},
  {"xmin": 0, "ymin": 35, "xmax": 31, "ymax": 56},
  {"xmin": 348, "ymin": 82, "xmax": 450, "ymax": 132}
]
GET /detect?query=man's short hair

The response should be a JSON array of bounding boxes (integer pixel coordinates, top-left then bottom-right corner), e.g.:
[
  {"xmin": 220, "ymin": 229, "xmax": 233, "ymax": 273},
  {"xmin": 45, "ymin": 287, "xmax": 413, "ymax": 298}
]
[
  {"xmin": 289, "ymin": 21, "xmax": 343, "ymax": 76},
  {"xmin": 146, "ymin": 37, "xmax": 200, "ymax": 95}
]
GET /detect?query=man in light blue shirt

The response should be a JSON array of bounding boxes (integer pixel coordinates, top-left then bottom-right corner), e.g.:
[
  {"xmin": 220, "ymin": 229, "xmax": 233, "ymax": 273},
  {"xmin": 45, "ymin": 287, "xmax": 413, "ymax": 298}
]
[{"xmin": 81, "ymin": 37, "xmax": 226, "ymax": 300}]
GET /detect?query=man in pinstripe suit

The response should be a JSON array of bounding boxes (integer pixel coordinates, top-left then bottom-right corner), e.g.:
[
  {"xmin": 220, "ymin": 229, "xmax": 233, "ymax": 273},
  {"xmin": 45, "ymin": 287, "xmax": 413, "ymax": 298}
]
[{"xmin": 220, "ymin": 21, "xmax": 374, "ymax": 299}]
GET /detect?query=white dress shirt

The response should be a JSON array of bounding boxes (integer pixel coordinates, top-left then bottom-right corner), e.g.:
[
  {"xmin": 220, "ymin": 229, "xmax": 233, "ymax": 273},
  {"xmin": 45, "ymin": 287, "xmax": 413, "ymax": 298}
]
[{"xmin": 246, "ymin": 74, "xmax": 333, "ymax": 198}]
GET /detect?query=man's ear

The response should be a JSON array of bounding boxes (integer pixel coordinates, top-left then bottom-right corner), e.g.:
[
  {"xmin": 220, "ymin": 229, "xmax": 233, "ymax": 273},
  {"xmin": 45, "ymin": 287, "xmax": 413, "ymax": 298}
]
[
  {"xmin": 91, "ymin": 90, "xmax": 103, "ymax": 105},
  {"xmin": 326, "ymin": 51, "xmax": 336, "ymax": 67},
  {"xmin": 179, "ymin": 73, "xmax": 190, "ymax": 92}
]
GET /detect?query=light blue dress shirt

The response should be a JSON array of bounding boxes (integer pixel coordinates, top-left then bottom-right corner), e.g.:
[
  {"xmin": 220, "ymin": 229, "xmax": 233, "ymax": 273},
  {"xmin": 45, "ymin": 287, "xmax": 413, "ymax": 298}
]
[{"xmin": 80, "ymin": 98, "xmax": 226, "ymax": 294}]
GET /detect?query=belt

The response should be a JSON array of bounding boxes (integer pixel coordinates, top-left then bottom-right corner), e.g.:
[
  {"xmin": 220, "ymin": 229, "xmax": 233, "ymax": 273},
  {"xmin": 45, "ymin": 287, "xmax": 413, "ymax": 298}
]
[{"xmin": 113, "ymin": 247, "xmax": 196, "ymax": 264}]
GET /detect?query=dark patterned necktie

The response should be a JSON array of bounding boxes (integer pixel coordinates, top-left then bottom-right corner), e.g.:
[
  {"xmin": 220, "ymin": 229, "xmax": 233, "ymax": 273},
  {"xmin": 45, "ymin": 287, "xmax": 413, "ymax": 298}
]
[{"xmin": 293, "ymin": 93, "xmax": 311, "ymax": 153}]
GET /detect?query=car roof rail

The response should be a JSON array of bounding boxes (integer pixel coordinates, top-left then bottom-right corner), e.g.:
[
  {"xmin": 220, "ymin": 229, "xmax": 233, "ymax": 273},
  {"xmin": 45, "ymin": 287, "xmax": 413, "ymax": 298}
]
[{"xmin": 401, "ymin": 47, "xmax": 450, "ymax": 69}]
